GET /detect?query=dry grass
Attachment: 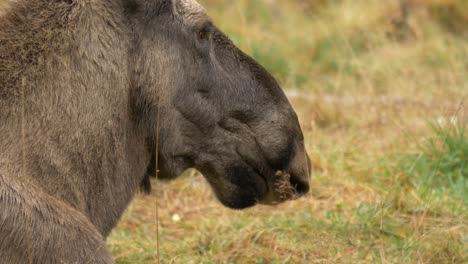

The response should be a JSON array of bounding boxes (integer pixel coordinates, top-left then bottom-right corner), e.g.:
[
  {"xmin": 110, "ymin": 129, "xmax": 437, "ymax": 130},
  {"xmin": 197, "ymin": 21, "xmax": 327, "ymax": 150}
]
[{"xmin": 1, "ymin": 0, "xmax": 466, "ymax": 263}]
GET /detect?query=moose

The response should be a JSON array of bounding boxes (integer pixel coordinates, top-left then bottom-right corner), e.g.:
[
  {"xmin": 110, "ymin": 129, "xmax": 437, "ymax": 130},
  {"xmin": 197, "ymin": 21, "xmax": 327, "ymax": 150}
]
[{"xmin": 0, "ymin": 0, "xmax": 310, "ymax": 262}]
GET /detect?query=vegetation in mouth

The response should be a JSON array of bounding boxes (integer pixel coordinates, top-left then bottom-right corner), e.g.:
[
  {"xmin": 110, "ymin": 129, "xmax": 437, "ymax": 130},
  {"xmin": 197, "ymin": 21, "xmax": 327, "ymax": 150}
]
[{"xmin": 274, "ymin": 171, "xmax": 296, "ymax": 201}]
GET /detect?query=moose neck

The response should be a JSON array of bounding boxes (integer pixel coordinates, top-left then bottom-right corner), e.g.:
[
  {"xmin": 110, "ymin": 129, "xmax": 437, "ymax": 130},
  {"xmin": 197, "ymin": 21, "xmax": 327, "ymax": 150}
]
[{"xmin": 0, "ymin": 0, "xmax": 152, "ymax": 236}]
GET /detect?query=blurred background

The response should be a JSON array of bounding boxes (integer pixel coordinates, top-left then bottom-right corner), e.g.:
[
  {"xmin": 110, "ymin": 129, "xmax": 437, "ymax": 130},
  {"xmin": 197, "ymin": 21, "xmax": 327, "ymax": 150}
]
[
  {"xmin": 108, "ymin": 1, "xmax": 466, "ymax": 263},
  {"xmin": 3, "ymin": 0, "xmax": 466, "ymax": 263}
]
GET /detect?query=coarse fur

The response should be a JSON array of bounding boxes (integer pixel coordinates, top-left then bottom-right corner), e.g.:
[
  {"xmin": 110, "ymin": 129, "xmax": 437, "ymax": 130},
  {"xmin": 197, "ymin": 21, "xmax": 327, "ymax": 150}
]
[{"xmin": 0, "ymin": 0, "xmax": 310, "ymax": 262}]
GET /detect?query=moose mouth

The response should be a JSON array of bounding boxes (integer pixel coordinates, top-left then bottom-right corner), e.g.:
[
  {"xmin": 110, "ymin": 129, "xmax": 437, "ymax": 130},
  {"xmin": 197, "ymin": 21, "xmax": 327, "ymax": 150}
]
[
  {"xmin": 236, "ymin": 149, "xmax": 306, "ymax": 206},
  {"xmin": 240, "ymin": 157, "xmax": 271, "ymax": 197},
  {"xmin": 160, "ymin": 149, "xmax": 308, "ymax": 210},
  {"xmin": 161, "ymin": 138, "xmax": 310, "ymax": 209}
]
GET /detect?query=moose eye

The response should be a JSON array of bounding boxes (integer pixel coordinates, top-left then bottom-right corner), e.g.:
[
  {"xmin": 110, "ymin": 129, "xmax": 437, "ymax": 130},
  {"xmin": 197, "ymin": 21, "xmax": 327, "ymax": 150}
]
[{"xmin": 198, "ymin": 23, "xmax": 213, "ymax": 41}]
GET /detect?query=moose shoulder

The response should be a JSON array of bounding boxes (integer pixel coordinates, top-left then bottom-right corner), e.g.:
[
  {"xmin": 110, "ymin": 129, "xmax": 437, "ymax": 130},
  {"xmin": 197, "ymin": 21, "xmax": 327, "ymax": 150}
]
[{"xmin": 0, "ymin": 0, "xmax": 310, "ymax": 262}]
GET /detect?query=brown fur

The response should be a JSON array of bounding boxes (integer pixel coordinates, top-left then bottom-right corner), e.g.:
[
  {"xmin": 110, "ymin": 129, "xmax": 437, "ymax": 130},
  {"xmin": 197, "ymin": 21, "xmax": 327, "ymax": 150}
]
[{"xmin": 1, "ymin": 0, "xmax": 147, "ymax": 262}]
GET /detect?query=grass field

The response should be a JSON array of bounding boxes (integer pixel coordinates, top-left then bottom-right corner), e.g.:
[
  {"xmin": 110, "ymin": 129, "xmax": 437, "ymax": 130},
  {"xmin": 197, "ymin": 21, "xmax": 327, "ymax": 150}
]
[{"xmin": 3, "ymin": 0, "xmax": 466, "ymax": 263}]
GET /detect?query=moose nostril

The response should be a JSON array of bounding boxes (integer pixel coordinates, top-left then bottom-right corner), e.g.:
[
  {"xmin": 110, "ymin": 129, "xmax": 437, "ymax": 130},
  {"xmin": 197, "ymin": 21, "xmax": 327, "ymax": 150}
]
[{"xmin": 290, "ymin": 174, "xmax": 310, "ymax": 195}]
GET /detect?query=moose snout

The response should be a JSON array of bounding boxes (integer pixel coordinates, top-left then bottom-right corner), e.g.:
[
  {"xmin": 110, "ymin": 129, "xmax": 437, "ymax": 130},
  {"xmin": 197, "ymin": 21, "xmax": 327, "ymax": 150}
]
[
  {"xmin": 260, "ymin": 142, "xmax": 311, "ymax": 205},
  {"xmin": 287, "ymin": 151, "xmax": 311, "ymax": 196}
]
